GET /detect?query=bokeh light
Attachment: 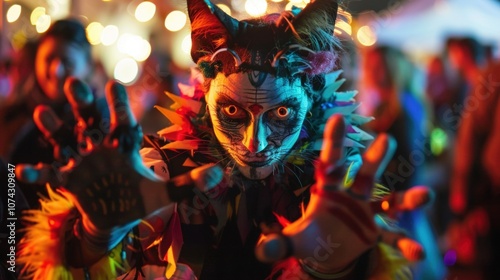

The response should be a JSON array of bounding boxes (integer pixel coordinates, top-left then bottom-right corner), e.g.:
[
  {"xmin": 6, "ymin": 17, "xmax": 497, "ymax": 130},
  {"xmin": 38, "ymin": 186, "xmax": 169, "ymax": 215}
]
[
  {"xmin": 114, "ymin": 58, "xmax": 139, "ymax": 84},
  {"xmin": 245, "ymin": 0, "xmax": 267, "ymax": 17},
  {"xmin": 117, "ymin": 33, "xmax": 151, "ymax": 61},
  {"xmin": 31, "ymin": 7, "xmax": 46, "ymax": 25},
  {"xmin": 357, "ymin": 25, "xmax": 377, "ymax": 47},
  {"xmin": 171, "ymin": 31, "xmax": 195, "ymax": 69},
  {"xmin": 101, "ymin": 25, "xmax": 120, "ymax": 46},
  {"xmin": 231, "ymin": 0, "xmax": 247, "ymax": 13},
  {"xmin": 7, "ymin": 5, "xmax": 22, "ymax": 23},
  {"xmin": 135, "ymin": 1, "xmax": 156, "ymax": 23},
  {"xmin": 131, "ymin": 39, "xmax": 151, "ymax": 62},
  {"xmin": 381, "ymin": 201, "xmax": 389, "ymax": 211},
  {"xmin": 117, "ymin": 34, "xmax": 138, "ymax": 54},
  {"xmin": 46, "ymin": 0, "xmax": 71, "ymax": 20},
  {"xmin": 430, "ymin": 127, "xmax": 448, "ymax": 156},
  {"xmin": 181, "ymin": 34, "xmax": 192, "ymax": 54},
  {"xmin": 335, "ymin": 20, "xmax": 352, "ymax": 36},
  {"xmin": 86, "ymin": 22, "xmax": 104, "ymax": 45},
  {"xmin": 165, "ymin": 10, "xmax": 187, "ymax": 32},
  {"xmin": 217, "ymin": 4, "xmax": 232, "ymax": 16},
  {"xmin": 36, "ymin": 15, "xmax": 52, "ymax": 33}
]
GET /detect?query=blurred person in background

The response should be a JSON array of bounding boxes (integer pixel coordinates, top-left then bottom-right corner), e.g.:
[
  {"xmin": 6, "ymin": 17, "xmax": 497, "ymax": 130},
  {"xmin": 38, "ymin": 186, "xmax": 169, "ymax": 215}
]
[
  {"xmin": 425, "ymin": 56, "xmax": 455, "ymax": 129},
  {"xmin": 358, "ymin": 45, "xmax": 428, "ymax": 192},
  {"xmin": 0, "ymin": 19, "xmax": 108, "ymax": 209},
  {"xmin": 423, "ymin": 55, "xmax": 457, "ymax": 237},
  {"xmin": 424, "ymin": 37, "xmax": 487, "ymax": 234},
  {"xmin": 442, "ymin": 37, "xmax": 487, "ymax": 133},
  {"xmin": 446, "ymin": 58, "xmax": 500, "ymax": 280},
  {"xmin": 358, "ymin": 45, "xmax": 445, "ymax": 279}
]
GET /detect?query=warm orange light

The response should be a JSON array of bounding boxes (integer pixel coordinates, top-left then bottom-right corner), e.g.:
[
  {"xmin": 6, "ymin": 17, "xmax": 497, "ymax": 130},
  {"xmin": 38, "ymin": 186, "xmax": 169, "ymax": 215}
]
[
  {"xmin": 216, "ymin": 4, "xmax": 232, "ymax": 16},
  {"xmin": 165, "ymin": 10, "xmax": 187, "ymax": 32},
  {"xmin": 381, "ymin": 200, "xmax": 389, "ymax": 211},
  {"xmin": 357, "ymin": 25, "xmax": 377, "ymax": 47},
  {"xmin": 135, "ymin": 1, "xmax": 156, "ymax": 22},
  {"xmin": 7, "ymin": 4, "xmax": 22, "ymax": 23}
]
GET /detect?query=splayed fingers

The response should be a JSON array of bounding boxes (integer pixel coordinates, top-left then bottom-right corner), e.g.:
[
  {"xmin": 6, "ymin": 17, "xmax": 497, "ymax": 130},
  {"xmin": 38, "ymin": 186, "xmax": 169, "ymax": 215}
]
[
  {"xmin": 18, "ymin": 78, "xmax": 224, "ymax": 231},
  {"xmin": 349, "ymin": 134, "xmax": 395, "ymax": 199},
  {"xmin": 255, "ymin": 115, "xmax": 398, "ymax": 273}
]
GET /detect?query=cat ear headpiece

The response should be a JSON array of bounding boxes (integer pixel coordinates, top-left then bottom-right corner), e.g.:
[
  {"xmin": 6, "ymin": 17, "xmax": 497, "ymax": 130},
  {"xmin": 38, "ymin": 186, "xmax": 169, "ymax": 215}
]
[{"xmin": 187, "ymin": 0, "xmax": 339, "ymax": 79}]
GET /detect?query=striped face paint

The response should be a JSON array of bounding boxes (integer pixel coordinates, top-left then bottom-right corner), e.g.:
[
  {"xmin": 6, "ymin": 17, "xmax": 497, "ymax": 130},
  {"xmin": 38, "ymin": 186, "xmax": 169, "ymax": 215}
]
[{"xmin": 206, "ymin": 72, "xmax": 310, "ymax": 179}]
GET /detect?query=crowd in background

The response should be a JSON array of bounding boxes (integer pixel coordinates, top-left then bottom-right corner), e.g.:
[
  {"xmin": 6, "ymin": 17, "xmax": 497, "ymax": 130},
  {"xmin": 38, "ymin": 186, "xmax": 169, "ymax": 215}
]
[
  {"xmin": 352, "ymin": 36, "xmax": 500, "ymax": 279},
  {"xmin": 0, "ymin": 12, "xmax": 499, "ymax": 280}
]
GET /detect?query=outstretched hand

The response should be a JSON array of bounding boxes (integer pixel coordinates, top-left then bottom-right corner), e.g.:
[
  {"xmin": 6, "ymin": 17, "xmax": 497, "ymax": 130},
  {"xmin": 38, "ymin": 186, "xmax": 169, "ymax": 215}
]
[
  {"xmin": 15, "ymin": 78, "xmax": 222, "ymax": 233},
  {"xmin": 255, "ymin": 115, "xmax": 431, "ymax": 276}
]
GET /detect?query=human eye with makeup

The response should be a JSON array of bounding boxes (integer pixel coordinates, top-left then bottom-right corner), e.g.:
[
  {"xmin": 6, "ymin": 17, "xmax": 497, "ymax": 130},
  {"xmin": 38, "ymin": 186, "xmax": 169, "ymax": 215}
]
[
  {"xmin": 266, "ymin": 101, "xmax": 304, "ymax": 129},
  {"xmin": 218, "ymin": 103, "xmax": 249, "ymax": 127},
  {"xmin": 273, "ymin": 106, "xmax": 292, "ymax": 119}
]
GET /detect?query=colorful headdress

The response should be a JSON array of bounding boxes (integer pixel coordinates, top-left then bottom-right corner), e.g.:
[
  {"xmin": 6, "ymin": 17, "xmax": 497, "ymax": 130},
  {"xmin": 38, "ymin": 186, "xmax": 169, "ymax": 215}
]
[
  {"xmin": 155, "ymin": 0, "xmax": 374, "ymax": 188},
  {"xmin": 187, "ymin": 0, "xmax": 340, "ymax": 81},
  {"xmin": 156, "ymin": 0, "xmax": 373, "ymax": 161}
]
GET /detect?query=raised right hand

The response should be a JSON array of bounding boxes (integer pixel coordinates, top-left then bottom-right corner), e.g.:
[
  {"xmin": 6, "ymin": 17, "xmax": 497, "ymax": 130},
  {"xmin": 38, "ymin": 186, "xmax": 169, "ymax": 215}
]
[{"xmin": 16, "ymin": 78, "xmax": 222, "ymax": 243}]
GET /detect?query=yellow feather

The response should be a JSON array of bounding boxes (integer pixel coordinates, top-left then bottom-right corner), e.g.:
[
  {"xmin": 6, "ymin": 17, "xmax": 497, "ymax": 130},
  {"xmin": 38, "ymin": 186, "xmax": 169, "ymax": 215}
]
[
  {"xmin": 164, "ymin": 91, "xmax": 202, "ymax": 114},
  {"xmin": 154, "ymin": 106, "xmax": 185, "ymax": 126}
]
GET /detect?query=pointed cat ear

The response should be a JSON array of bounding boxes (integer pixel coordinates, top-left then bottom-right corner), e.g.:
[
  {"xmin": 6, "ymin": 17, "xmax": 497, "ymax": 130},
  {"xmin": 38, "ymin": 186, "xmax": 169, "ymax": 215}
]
[
  {"xmin": 187, "ymin": 0, "xmax": 339, "ymax": 64},
  {"xmin": 187, "ymin": 0, "xmax": 243, "ymax": 63},
  {"xmin": 292, "ymin": 0, "xmax": 339, "ymax": 50}
]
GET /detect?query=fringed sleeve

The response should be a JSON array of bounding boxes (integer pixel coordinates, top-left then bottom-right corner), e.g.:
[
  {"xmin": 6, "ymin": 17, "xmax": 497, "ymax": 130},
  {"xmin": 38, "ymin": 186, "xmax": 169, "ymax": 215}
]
[{"xmin": 17, "ymin": 186, "xmax": 129, "ymax": 280}]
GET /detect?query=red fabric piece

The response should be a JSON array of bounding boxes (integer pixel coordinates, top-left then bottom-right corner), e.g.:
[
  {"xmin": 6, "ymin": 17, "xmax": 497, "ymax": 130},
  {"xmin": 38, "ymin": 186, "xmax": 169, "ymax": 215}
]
[{"xmin": 159, "ymin": 208, "xmax": 183, "ymax": 263}]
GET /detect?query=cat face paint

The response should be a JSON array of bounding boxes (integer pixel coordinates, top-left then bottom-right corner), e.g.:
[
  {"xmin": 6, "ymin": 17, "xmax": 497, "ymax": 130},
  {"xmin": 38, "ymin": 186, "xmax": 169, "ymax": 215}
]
[{"xmin": 206, "ymin": 72, "xmax": 310, "ymax": 179}]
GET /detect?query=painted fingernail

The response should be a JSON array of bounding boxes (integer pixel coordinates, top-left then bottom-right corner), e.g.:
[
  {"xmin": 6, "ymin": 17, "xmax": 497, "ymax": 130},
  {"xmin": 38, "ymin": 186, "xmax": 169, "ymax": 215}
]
[
  {"xmin": 34, "ymin": 106, "xmax": 62, "ymax": 134},
  {"xmin": 255, "ymin": 234, "xmax": 292, "ymax": 263},
  {"xmin": 65, "ymin": 78, "xmax": 93, "ymax": 105},
  {"xmin": 106, "ymin": 81, "xmax": 136, "ymax": 125},
  {"xmin": 365, "ymin": 134, "xmax": 389, "ymax": 163},
  {"xmin": 106, "ymin": 81, "xmax": 128, "ymax": 103},
  {"xmin": 18, "ymin": 165, "xmax": 39, "ymax": 183}
]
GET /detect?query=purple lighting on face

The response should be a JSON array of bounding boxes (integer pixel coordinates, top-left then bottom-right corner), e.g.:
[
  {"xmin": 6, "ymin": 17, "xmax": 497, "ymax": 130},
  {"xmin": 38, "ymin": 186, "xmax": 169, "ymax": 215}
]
[{"xmin": 443, "ymin": 250, "xmax": 457, "ymax": 266}]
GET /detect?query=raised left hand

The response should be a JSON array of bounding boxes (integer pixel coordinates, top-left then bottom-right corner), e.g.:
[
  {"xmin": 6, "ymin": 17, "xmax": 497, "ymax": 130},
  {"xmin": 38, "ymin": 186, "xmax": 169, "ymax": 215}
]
[{"xmin": 255, "ymin": 115, "xmax": 430, "ymax": 276}]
